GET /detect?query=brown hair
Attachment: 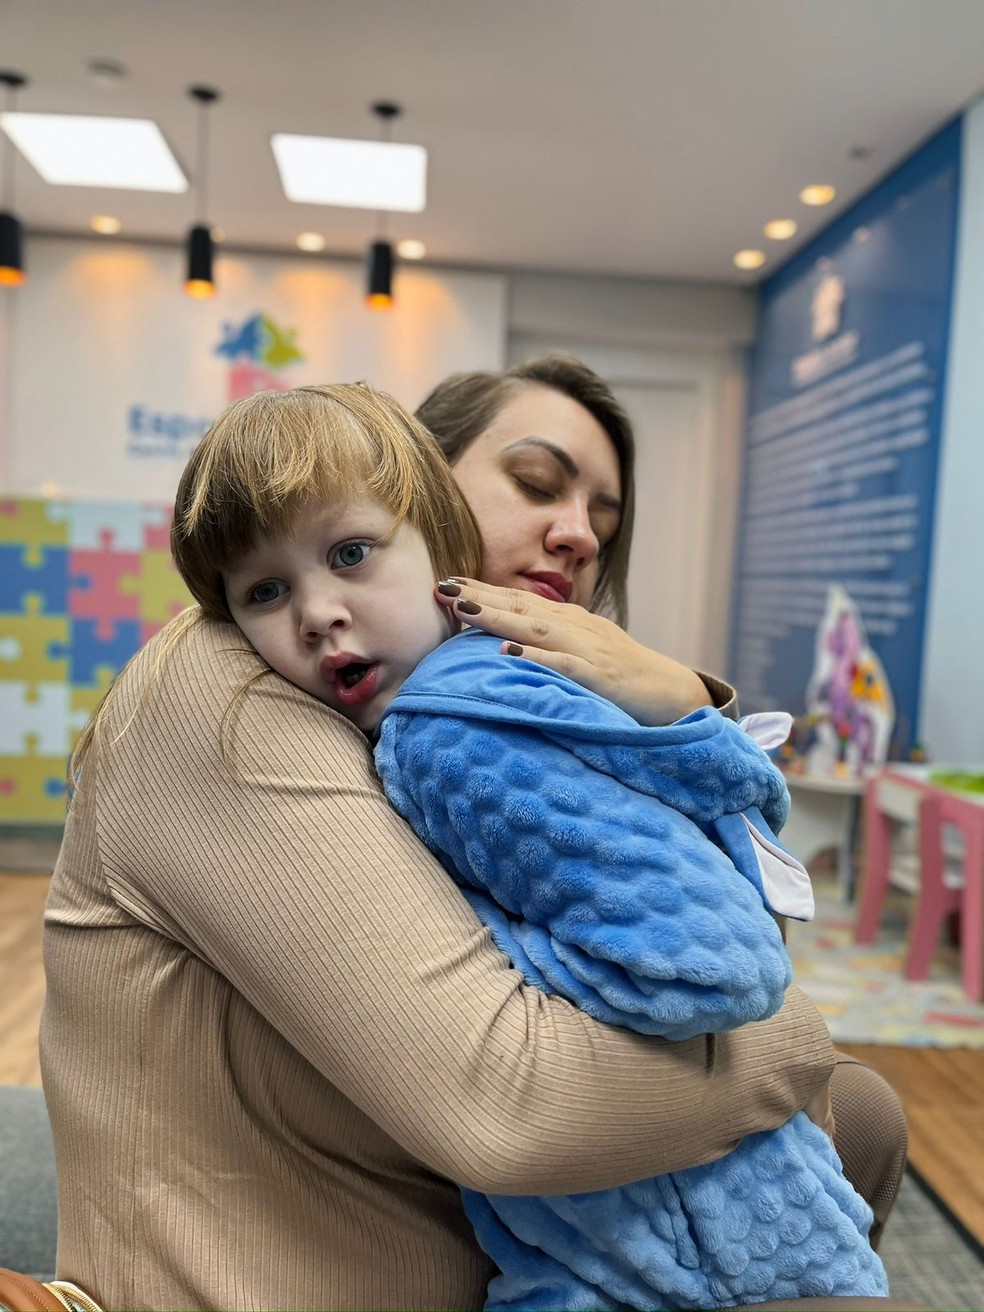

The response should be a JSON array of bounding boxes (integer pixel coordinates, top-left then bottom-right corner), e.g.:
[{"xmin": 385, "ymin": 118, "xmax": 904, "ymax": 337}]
[
  {"xmin": 172, "ymin": 382, "xmax": 483, "ymax": 621},
  {"xmin": 415, "ymin": 354, "xmax": 636, "ymax": 626}
]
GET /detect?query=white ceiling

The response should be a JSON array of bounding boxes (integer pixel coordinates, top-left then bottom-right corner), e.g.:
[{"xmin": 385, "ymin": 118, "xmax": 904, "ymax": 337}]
[{"xmin": 4, "ymin": 0, "xmax": 984, "ymax": 284}]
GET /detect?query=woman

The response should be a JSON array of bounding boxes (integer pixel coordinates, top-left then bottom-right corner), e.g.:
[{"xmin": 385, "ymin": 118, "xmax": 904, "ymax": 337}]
[
  {"xmin": 417, "ymin": 354, "xmax": 908, "ymax": 1252},
  {"xmin": 38, "ymin": 363, "xmax": 884, "ymax": 1312}
]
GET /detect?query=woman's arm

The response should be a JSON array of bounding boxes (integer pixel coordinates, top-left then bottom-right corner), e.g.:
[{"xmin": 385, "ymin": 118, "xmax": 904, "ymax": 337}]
[
  {"xmin": 101, "ymin": 617, "xmax": 829, "ymax": 1196},
  {"xmin": 435, "ymin": 578, "xmax": 737, "ymax": 724}
]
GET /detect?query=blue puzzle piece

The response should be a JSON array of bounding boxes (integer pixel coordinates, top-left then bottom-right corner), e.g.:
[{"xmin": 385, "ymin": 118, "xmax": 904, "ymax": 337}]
[
  {"xmin": 0, "ymin": 544, "xmax": 69, "ymax": 613},
  {"xmin": 70, "ymin": 619, "xmax": 143, "ymax": 688}
]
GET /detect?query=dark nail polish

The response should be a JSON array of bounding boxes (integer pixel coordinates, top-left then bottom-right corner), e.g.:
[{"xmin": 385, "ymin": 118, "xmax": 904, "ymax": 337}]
[
  {"xmin": 506, "ymin": 643, "xmax": 523, "ymax": 657},
  {"xmin": 438, "ymin": 581, "xmax": 461, "ymax": 596},
  {"xmin": 457, "ymin": 599, "xmax": 482, "ymax": 615}
]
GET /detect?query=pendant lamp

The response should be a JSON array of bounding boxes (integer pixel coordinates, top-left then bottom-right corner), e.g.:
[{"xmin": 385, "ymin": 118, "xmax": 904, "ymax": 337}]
[
  {"xmin": 185, "ymin": 85, "xmax": 220, "ymax": 297},
  {"xmin": 365, "ymin": 101, "xmax": 399, "ymax": 310},
  {"xmin": 0, "ymin": 71, "xmax": 28, "ymax": 286}
]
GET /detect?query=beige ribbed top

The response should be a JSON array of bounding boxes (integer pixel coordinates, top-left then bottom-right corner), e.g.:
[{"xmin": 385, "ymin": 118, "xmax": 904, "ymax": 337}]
[{"xmin": 40, "ymin": 615, "xmax": 833, "ymax": 1312}]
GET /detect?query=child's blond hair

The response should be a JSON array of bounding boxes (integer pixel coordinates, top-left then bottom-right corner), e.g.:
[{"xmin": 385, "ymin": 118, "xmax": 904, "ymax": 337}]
[
  {"xmin": 172, "ymin": 382, "xmax": 483, "ymax": 619},
  {"xmin": 70, "ymin": 382, "xmax": 482, "ymax": 787}
]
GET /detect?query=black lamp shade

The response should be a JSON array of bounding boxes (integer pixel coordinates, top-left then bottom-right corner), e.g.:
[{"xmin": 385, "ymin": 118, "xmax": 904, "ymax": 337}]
[
  {"xmin": 366, "ymin": 239, "xmax": 393, "ymax": 309},
  {"xmin": 185, "ymin": 223, "xmax": 215, "ymax": 297},
  {"xmin": 0, "ymin": 211, "xmax": 25, "ymax": 285}
]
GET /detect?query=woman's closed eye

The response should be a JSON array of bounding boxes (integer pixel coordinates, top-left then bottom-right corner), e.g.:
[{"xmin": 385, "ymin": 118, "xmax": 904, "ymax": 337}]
[
  {"xmin": 330, "ymin": 540, "xmax": 374, "ymax": 570},
  {"xmin": 514, "ymin": 475, "xmax": 556, "ymax": 502}
]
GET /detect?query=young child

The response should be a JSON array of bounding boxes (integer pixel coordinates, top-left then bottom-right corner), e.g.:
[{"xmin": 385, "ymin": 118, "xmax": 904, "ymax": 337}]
[{"xmin": 172, "ymin": 382, "xmax": 888, "ymax": 1311}]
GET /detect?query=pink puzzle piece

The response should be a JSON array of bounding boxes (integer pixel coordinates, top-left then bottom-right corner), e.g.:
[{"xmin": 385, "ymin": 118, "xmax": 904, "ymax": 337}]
[
  {"xmin": 69, "ymin": 529, "xmax": 141, "ymax": 641},
  {"xmin": 142, "ymin": 503, "xmax": 174, "ymax": 551}
]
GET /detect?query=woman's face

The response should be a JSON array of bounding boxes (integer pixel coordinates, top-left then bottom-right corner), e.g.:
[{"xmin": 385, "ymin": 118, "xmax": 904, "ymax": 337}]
[{"xmin": 451, "ymin": 385, "xmax": 622, "ymax": 608}]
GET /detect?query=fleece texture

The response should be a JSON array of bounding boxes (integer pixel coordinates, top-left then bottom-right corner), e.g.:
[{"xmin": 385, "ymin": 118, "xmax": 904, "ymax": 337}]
[{"xmin": 375, "ymin": 630, "xmax": 888, "ymax": 1309}]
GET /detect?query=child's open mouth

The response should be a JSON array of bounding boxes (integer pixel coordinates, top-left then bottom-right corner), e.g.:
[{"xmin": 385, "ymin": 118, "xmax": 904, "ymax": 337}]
[
  {"xmin": 338, "ymin": 661, "xmax": 372, "ymax": 689},
  {"xmin": 332, "ymin": 661, "xmax": 380, "ymax": 708}
]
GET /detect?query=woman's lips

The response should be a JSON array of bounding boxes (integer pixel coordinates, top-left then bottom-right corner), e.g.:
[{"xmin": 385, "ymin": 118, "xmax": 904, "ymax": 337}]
[{"xmin": 520, "ymin": 573, "xmax": 572, "ymax": 603}]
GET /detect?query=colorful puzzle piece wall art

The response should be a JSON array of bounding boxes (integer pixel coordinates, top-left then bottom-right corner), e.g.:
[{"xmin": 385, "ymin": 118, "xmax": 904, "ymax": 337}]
[{"xmin": 0, "ymin": 499, "xmax": 194, "ymax": 822}]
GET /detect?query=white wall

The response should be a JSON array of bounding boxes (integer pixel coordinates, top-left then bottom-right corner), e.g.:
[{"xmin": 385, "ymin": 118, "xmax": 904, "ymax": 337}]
[
  {"xmin": 509, "ymin": 272, "xmax": 754, "ymax": 676},
  {"xmin": 0, "ymin": 237, "xmax": 507, "ymax": 502},
  {"xmin": 920, "ymin": 100, "xmax": 984, "ymax": 762}
]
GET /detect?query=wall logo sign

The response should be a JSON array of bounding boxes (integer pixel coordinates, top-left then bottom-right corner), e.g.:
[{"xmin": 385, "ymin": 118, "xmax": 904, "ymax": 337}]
[
  {"xmin": 811, "ymin": 272, "xmax": 846, "ymax": 341},
  {"xmin": 126, "ymin": 312, "xmax": 306, "ymax": 460},
  {"xmin": 216, "ymin": 313, "xmax": 305, "ymax": 401},
  {"xmin": 791, "ymin": 269, "xmax": 859, "ymax": 387}
]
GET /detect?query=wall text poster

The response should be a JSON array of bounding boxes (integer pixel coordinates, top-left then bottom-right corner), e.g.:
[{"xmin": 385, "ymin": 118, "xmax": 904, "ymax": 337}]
[{"xmin": 729, "ymin": 121, "xmax": 962, "ymax": 757}]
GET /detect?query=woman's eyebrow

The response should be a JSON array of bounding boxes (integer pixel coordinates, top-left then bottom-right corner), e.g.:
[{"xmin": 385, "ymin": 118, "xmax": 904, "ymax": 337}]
[{"xmin": 501, "ymin": 437, "xmax": 622, "ymax": 512}]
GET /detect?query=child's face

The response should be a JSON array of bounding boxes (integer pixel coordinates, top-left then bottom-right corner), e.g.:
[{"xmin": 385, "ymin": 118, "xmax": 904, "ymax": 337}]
[{"xmin": 224, "ymin": 495, "xmax": 452, "ymax": 733}]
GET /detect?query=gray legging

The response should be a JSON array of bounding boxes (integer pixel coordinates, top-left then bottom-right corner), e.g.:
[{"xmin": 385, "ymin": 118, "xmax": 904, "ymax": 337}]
[{"xmin": 830, "ymin": 1052, "xmax": 909, "ymax": 1250}]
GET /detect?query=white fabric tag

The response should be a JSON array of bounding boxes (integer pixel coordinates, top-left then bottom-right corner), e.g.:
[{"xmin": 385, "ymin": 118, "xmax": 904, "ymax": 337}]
[
  {"xmin": 741, "ymin": 813, "xmax": 815, "ymax": 920},
  {"xmin": 739, "ymin": 712, "xmax": 793, "ymax": 752}
]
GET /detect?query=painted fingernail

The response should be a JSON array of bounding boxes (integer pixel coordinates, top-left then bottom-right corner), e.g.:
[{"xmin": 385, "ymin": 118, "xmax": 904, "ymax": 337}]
[
  {"xmin": 505, "ymin": 643, "xmax": 523, "ymax": 657},
  {"xmin": 437, "ymin": 581, "xmax": 461, "ymax": 596},
  {"xmin": 457, "ymin": 599, "xmax": 482, "ymax": 615}
]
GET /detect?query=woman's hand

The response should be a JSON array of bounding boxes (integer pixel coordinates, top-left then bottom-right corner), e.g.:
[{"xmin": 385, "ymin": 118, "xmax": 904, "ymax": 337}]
[{"xmin": 435, "ymin": 577, "xmax": 713, "ymax": 727}]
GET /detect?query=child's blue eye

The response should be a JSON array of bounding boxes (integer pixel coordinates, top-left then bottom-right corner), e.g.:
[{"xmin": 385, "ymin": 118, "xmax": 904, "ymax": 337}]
[
  {"xmin": 249, "ymin": 579, "xmax": 287, "ymax": 605},
  {"xmin": 331, "ymin": 541, "xmax": 372, "ymax": 569}
]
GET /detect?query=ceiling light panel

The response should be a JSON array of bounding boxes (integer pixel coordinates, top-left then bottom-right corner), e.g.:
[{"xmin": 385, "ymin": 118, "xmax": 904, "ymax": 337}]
[
  {"xmin": 0, "ymin": 112, "xmax": 187, "ymax": 191},
  {"xmin": 272, "ymin": 133, "xmax": 427, "ymax": 212}
]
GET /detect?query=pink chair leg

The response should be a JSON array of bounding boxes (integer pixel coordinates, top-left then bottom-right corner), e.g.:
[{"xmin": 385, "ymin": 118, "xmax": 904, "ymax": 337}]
[
  {"xmin": 855, "ymin": 781, "xmax": 893, "ymax": 943},
  {"xmin": 905, "ymin": 797, "xmax": 948, "ymax": 981},
  {"xmin": 958, "ymin": 815, "xmax": 984, "ymax": 1002}
]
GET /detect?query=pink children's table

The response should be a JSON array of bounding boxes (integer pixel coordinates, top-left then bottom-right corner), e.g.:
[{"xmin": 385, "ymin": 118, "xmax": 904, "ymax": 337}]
[{"xmin": 854, "ymin": 764, "xmax": 984, "ymax": 1002}]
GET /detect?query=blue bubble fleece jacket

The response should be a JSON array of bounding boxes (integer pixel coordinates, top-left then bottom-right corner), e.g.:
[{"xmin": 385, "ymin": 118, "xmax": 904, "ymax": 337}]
[{"xmin": 375, "ymin": 630, "xmax": 888, "ymax": 1310}]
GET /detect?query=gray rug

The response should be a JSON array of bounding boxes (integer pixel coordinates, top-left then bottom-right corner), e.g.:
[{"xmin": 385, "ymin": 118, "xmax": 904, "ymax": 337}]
[{"xmin": 879, "ymin": 1169, "xmax": 983, "ymax": 1309}]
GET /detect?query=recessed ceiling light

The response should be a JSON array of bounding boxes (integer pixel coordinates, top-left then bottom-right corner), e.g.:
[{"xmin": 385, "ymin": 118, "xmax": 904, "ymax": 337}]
[
  {"xmin": 0, "ymin": 112, "xmax": 187, "ymax": 191},
  {"xmin": 296, "ymin": 231, "xmax": 326, "ymax": 252},
  {"xmin": 271, "ymin": 133, "xmax": 427, "ymax": 212},
  {"xmin": 89, "ymin": 214, "xmax": 121, "ymax": 234},
  {"xmin": 396, "ymin": 238, "xmax": 426, "ymax": 260},
  {"xmin": 763, "ymin": 219, "xmax": 797, "ymax": 241},
  {"xmin": 733, "ymin": 249, "xmax": 766, "ymax": 270},
  {"xmin": 800, "ymin": 184, "xmax": 836, "ymax": 206}
]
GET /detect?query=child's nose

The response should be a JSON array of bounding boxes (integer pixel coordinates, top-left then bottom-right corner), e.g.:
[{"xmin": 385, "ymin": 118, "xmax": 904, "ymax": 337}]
[{"xmin": 298, "ymin": 594, "xmax": 350, "ymax": 640}]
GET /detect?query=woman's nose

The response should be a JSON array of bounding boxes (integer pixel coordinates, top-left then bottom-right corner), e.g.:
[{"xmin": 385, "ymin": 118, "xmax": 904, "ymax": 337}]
[{"xmin": 544, "ymin": 501, "xmax": 600, "ymax": 567}]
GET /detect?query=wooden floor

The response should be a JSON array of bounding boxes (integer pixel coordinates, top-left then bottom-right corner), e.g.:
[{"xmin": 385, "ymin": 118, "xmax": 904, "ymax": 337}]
[
  {"xmin": 2, "ymin": 869, "xmax": 983, "ymax": 1246},
  {"xmin": 0, "ymin": 871, "xmax": 50, "ymax": 1086}
]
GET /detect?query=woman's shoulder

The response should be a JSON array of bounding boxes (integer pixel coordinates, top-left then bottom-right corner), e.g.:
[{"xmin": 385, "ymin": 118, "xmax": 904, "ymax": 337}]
[
  {"xmin": 107, "ymin": 608, "xmax": 374, "ymax": 778},
  {"xmin": 124, "ymin": 609, "xmax": 265, "ymax": 708}
]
